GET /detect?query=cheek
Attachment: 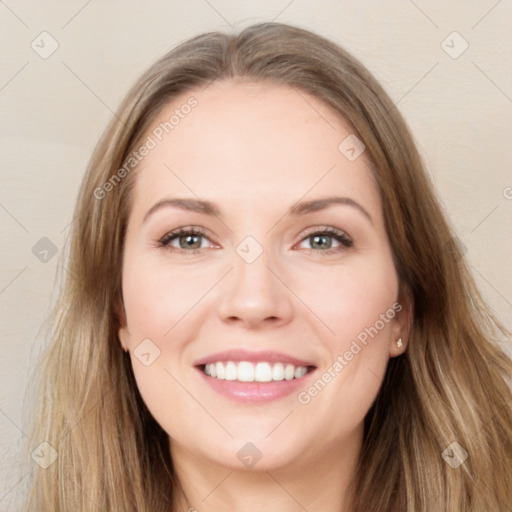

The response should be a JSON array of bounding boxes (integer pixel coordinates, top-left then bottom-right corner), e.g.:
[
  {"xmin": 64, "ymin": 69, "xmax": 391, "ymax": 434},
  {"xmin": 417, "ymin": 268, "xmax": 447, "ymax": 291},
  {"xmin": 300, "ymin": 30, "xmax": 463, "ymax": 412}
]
[
  {"xmin": 128, "ymin": 353, "xmax": 203, "ymax": 446},
  {"xmin": 122, "ymin": 255, "xmax": 218, "ymax": 340},
  {"xmin": 292, "ymin": 254, "xmax": 398, "ymax": 433},
  {"xmin": 291, "ymin": 254, "xmax": 399, "ymax": 345},
  {"xmin": 122, "ymin": 257, "xmax": 209, "ymax": 438}
]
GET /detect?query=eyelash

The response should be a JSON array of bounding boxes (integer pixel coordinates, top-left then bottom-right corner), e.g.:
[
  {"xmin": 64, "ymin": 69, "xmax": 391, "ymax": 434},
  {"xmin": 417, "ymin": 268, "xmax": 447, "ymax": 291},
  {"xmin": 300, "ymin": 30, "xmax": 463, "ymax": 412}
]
[
  {"xmin": 157, "ymin": 225, "xmax": 353, "ymax": 256},
  {"xmin": 158, "ymin": 226, "xmax": 214, "ymax": 255}
]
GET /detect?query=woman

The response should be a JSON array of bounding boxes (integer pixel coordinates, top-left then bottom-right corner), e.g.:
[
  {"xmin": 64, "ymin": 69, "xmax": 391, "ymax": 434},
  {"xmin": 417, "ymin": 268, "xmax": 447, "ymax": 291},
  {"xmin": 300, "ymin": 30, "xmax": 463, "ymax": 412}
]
[{"xmin": 25, "ymin": 22, "xmax": 512, "ymax": 511}]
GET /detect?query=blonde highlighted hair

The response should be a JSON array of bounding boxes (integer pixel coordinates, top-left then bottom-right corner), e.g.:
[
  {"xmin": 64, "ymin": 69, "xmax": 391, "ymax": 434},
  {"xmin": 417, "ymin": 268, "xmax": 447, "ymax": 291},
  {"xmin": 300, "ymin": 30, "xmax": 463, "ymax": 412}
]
[{"xmin": 24, "ymin": 22, "xmax": 512, "ymax": 511}]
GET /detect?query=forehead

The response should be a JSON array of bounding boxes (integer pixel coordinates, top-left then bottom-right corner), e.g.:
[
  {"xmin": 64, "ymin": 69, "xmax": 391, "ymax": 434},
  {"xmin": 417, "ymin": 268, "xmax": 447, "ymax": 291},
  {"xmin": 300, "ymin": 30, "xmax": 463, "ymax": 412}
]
[{"xmin": 130, "ymin": 80, "xmax": 380, "ymax": 221}]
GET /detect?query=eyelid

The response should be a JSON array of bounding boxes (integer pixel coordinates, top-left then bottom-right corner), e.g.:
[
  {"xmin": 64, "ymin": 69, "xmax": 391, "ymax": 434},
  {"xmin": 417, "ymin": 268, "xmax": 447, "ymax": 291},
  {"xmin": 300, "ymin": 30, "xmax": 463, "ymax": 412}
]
[
  {"xmin": 157, "ymin": 225, "xmax": 219, "ymax": 249},
  {"xmin": 297, "ymin": 224, "xmax": 351, "ymax": 238},
  {"xmin": 158, "ymin": 224, "xmax": 353, "ymax": 254},
  {"xmin": 293, "ymin": 225, "xmax": 353, "ymax": 251},
  {"xmin": 295, "ymin": 224, "xmax": 353, "ymax": 242}
]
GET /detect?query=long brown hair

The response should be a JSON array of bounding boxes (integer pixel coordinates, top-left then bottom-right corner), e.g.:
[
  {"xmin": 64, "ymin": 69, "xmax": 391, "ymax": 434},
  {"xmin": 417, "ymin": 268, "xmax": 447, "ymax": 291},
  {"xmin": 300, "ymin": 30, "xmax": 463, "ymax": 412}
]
[{"xmin": 24, "ymin": 22, "xmax": 512, "ymax": 511}]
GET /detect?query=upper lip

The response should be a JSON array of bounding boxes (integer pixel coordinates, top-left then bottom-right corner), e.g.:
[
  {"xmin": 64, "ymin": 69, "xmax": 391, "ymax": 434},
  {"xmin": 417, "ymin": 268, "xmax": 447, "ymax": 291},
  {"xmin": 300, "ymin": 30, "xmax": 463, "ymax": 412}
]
[{"xmin": 193, "ymin": 349, "xmax": 316, "ymax": 368}]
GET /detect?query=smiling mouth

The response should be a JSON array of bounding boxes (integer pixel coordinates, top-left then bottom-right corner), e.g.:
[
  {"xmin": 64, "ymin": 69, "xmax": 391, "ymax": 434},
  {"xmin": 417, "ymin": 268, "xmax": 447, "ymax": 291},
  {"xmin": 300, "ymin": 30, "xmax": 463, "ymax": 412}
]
[{"xmin": 198, "ymin": 361, "xmax": 316, "ymax": 382}]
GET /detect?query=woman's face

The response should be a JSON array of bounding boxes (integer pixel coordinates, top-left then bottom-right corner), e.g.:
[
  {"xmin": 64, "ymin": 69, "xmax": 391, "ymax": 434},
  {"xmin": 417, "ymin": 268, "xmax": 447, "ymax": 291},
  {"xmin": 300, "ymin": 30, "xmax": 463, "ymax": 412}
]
[{"xmin": 119, "ymin": 80, "xmax": 408, "ymax": 472}]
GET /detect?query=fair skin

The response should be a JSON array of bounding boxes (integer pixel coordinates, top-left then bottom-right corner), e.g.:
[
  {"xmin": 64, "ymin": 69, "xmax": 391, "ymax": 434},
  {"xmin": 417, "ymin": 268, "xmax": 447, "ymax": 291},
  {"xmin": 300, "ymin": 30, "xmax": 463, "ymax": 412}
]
[{"xmin": 118, "ymin": 80, "xmax": 410, "ymax": 512}]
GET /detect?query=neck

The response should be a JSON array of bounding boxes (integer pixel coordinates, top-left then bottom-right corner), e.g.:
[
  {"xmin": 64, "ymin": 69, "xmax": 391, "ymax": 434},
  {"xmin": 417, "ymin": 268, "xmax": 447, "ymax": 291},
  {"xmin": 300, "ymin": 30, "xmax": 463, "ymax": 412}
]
[{"xmin": 170, "ymin": 427, "xmax": 362, "ymax": 512}]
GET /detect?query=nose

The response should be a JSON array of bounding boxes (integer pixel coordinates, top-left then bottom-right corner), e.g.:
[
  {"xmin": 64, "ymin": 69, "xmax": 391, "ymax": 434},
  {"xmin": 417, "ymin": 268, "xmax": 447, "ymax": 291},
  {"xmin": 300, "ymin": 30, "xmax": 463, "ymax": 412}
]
[{"xmin": 217, "ymin": 244, "xmax": 295, "ymax": 330}]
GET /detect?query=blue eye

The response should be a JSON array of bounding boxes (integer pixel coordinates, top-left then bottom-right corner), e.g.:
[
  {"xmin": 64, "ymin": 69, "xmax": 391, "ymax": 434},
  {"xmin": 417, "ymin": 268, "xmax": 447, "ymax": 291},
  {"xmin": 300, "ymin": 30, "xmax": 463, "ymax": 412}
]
[
  {"xmin": 297, "ymin": 228, "xmax": 353, "ymax": 253},
  {"xmin": 158, "ymin": 226, "xmax": 353, "ymax": 255},
  {"xmin": 158, "ymin": 227, "xmax": 212, "ymax": 253}
]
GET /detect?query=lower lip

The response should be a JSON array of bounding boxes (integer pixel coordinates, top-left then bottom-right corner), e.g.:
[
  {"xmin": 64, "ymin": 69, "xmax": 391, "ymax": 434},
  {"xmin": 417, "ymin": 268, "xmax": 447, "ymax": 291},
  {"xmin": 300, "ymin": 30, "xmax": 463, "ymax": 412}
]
[{"xmin": 195, "ymin": 367, "xmax": 316, "ymax": 403}]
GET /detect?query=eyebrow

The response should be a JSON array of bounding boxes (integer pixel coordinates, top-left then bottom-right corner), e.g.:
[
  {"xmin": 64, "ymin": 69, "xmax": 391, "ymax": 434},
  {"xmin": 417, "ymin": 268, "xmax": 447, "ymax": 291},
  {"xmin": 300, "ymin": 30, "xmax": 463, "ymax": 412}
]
[{"xmin": 143, "ymin": 196, "xmax": 373, "ymax": 224}]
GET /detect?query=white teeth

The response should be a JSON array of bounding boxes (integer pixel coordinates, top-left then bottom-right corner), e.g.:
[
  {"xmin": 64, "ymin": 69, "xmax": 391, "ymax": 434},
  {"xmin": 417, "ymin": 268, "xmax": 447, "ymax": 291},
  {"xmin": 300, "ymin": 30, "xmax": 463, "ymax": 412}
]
[
  {"xmin": 202, "ymin": 361, "xmax": 309, "ymax": 382},
  {"xmin": 238, "ymin": 361, "xmax": 254, "ymax": 382},
  {"xmin": 255, "ymin": 362, "xmax": 272, "ymax": 382},
  {"xmin": 284, "ymin": 364, "xmax": 295, "ymax": 381},
  {"xmin": 272, "ymin": 362, "xmax": 285, "ymax": 381},
  {"xmin": 294, "ymin": 366, "xmax": 307, "ymax": 379},
  {"xmin": 225, "ymin": 361, "xmax": 237, "ymax": 381},
  {"xmin": 216, "ymin": 361, "xmax": 225, "ymax": 380}
]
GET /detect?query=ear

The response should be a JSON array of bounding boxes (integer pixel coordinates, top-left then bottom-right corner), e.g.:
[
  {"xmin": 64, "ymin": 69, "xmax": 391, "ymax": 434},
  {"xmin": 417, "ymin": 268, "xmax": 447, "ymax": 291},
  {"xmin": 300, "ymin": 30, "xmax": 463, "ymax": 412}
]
[
  {"xmin": 388, "ymin": 288, "xmax": 413, "ymax": 358},
  {"xmin": 114, "ymin": 299, "xmax": 130, "ymax": 352}
]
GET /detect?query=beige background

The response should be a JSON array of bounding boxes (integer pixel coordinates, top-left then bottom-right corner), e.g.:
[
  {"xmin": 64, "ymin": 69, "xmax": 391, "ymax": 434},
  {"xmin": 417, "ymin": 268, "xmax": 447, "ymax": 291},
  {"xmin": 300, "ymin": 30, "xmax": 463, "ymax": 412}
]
[{"xmin": 1, "ymin": 1, "xmax": 511, "ymax": 508}]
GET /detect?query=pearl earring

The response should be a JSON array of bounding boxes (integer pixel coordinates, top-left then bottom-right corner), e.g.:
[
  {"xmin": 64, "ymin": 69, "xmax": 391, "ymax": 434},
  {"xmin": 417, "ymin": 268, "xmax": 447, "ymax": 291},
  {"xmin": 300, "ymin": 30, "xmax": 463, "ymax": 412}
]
[{"xmin": 397, "ymin": 338, "xmax": 403, "ymax": 348}]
